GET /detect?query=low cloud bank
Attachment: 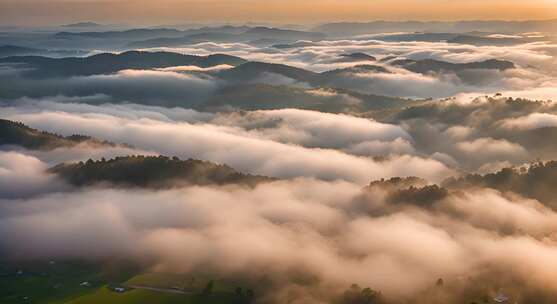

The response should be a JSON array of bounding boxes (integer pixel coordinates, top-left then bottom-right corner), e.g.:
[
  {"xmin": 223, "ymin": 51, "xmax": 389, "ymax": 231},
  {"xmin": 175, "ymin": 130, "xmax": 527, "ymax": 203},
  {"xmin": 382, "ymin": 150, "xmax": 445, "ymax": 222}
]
[
  {"xmin": 0, "ymin": 151, "xmax": 67, "ymax": 198},
  {"xmin": 1, "ymin": 177, "xmax": 557, "ymax": 303},
  {"xmin": 1, "ymin": 103, "xmax": 453, "ymax": 184},
  {"xmin": 1, "ymin": 94, "xmax": 557, "ymax": 303}
]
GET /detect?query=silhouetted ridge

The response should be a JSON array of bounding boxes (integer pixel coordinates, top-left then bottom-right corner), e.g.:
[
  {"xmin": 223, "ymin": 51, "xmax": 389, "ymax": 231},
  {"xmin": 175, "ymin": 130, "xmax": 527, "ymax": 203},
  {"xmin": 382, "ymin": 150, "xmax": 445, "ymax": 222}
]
[
  {"xmin": 126, "ymin": 26, "xmax": 326, "ymax": 48},
  {"xmin": 243, "ymin": 27, "xmax": 326, "ymax": 41},
  {"xmin": 54, "ymin": 28, "xmax": 183, "ymax": 39},
  {"xmin": 0, "ymin": 119, "xmax": 112, "ymax": 150},
  {"xmin": 322, "ymin": 64, "xmax": 389, "ymax": 76},
  {"xmin": 0, "ymin": 51, "xmax": 247, "ymax": 78},
  {"xmin": 216, "ymin": 61, "xmax": 318, "ymax": 82},
  {"xmin": 61, "ymin": 22, "xmax": 102, "ymax": 28},
  {"xmin": 443, "ymin": 161, "xmax": 557, "ymax": 209},
  {"xmin": 217, "ymin": 61, "xmax": 390, "ymax": 85},
  {"xmin": 392, "ymin": 58, "xmax": 515, "ymax": 74},
  {"xmin": 50, "ymin": 155, "xmax": 275, "ymax": 188},
  {"xmin": 205, "ymin": 84, "xmax": 416, "ymax": 113},
  {"xmin": 337, "ymin": 53, "xmax": 377, "ymax": 62},
  {"xmin": 0, "ymin": 45, "xmax": 85, "ymax": 58}
]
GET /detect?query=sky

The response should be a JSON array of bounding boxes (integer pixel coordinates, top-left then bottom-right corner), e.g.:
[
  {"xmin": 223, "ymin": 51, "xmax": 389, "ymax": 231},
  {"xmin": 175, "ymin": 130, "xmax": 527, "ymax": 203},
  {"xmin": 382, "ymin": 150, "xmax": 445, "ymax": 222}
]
[{"xmin": 1, "ymin": 0, "xmax": 557, "ymax": 27}]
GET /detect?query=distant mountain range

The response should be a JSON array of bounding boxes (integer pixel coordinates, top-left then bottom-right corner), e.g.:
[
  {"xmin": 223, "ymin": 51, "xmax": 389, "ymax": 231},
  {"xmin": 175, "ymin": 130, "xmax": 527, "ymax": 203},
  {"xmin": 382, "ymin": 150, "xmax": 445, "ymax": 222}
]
[
  {"xmin": 51, "ymin": 26, "xmax": 326, "ymax": 49},
  {"xmin": 61, "ymin": 22, "xmax": 102, "ymax": 28},
  {"xmin": 55, "ymin": 28, "xmax": 185, "ymax": 40},
  {"xmin": 390, "ymin": 58, "xmax": 515, "ymax": 74},
  {"xmin": 446, "ymin": 35, "xmax": 540, "ymax": 46},
  {"xmin": 126, "ymin": 26, "xmax": 326, "ymax": 48},
  {"xmin": 271, "ymin": 32, "xmax": 548, "ymax": 47},
  {"xmin": 0, "ymin": 50, "xmax": 518, "ymax": 112},
  {"xmin": 215, "ymin": 58, "xmax": 514, "ymax": 87},
  {"xmin": 214, "ymin": 61, "xmax": 395, "ymax": 89},
  {"xmin": 0, "ymin": 51, "xmax": 247, "ymax": 78},
  {"xmin": 313, "ymin": 19, "xmax": 557, "ymax": 36},
  {"xmin": 0, "ymin": 45, "xmax": 86, "ymax": 58},
  {"xmin": 4, "ymin": 22, "xmax": 549, "ymax": 55}
]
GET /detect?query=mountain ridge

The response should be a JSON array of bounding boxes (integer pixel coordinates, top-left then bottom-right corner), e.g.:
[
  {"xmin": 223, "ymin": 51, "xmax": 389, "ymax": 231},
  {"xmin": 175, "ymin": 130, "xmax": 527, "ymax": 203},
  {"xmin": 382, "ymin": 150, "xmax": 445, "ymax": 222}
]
[
  {"xmin": 50, "ymin": 155, "xmax": 275, "ymax": 188},
  {"xmin": 0, "ymin": 119, "xmax": 116, "ymax": 150}
]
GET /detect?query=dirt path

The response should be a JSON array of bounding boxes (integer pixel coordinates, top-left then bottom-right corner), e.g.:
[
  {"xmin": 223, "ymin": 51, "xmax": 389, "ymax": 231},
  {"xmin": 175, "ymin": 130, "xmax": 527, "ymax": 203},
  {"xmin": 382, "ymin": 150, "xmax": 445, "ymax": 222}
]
[{"xmin": 124, "ymin": 285, "xmax": 195, "ymax": 294}]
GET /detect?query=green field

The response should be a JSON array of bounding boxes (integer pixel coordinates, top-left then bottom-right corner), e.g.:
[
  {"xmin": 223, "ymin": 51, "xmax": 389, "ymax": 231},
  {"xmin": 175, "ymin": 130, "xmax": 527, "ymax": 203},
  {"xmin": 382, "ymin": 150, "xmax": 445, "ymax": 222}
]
[
  {"xmin": 66, "ymin": 287, "xmax": 238, "ymax": 304},
  {"xmin": 126, "ymin": 272, "xmax": 239, "ymax": 293},
  {"xmin": 0, "ymin": 261, "xmax": 252, "ymax": 304}
]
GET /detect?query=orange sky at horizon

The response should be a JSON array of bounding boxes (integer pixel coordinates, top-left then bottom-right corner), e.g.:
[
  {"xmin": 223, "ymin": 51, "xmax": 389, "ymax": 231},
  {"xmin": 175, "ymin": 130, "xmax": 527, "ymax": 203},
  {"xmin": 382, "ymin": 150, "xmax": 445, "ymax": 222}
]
[{"xmin": 1, "ymin": 0, "xmax": 557, "ymax": 26}]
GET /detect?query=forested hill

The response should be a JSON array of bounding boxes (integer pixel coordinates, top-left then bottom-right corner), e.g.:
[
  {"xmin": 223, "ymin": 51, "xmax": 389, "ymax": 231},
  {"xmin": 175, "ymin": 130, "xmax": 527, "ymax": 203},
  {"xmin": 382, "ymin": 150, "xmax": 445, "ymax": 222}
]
[
  {"xmin": 443, "ymin": 161, "xmax": 557, "ymax": 209},
  {"xmin": 50, "ymin": 155, "xmax": 275, "ymax": 188},
  {"xmin": 0, "ymin": 119, "xmax": 113, "ymax": 150}
]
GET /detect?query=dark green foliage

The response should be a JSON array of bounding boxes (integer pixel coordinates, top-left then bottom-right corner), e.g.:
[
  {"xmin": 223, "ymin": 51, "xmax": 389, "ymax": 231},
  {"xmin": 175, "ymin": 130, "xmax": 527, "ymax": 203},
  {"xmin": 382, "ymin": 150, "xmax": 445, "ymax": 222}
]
[
  {"xmin": 387, "ymin": 185, "xmax": 449, "ymax": 207},
  {"xmin": 365, "ymin": 177, "xmax": 448, "ymax": 208},
  {"xmin": 49, "ymin": 155, "xmax": 274, "ymax": 188},
  {"xmin": 0, "ymin": 119, "xmax": 110, "ymax": 150},
  {"xmin": 337, "ymin": 284, "xmax": 384, "ymax": 304},
  {"xmin": 202, "ymin": 280, "xmax": 214, "ymax": 296},
  {"xmin": 366, "ymin": 176, "xmax": 429, "ymax": 191},
  {"xmin": 443, "ymin": 161, "xmax": 557, "ymax": 208},
  {"xmin": 0, "ymin": 260, "xmax": 137, "ymax": 304},
  {"xmin": 0, "ymin": 260, "xmax": 250, "ymax": 304},
  {"xmin": 245, "ymin": 289, "xmax": 254, "ymax": 303},
  {"xmin": 230, "ymin": 287, "xmax": 254, "ymax": 304}
]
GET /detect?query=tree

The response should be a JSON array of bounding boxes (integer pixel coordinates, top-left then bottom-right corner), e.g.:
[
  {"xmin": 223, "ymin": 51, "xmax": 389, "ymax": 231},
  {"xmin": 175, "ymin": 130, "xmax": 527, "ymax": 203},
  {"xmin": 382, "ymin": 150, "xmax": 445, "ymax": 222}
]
[
  {"xmin": 202, "ymin": 280, "xmax": 214, "ymax": 296},
  {"xmin": 436, "ymin": 278, "xmax": 444, "ymax": 287},
  {"xmin": 339, "ymin": 284, "xmax": 382, "ymax": 304},
  {"xmin": 246, "ymin": 289, "xmax": 255, "ymax": 302}
]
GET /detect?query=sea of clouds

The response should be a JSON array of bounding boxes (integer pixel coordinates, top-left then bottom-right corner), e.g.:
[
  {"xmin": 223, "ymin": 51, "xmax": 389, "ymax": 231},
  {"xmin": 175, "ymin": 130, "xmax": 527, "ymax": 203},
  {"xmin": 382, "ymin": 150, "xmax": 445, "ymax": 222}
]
[{"xmin": 2, "ymin": 33, "xmax": 557, "ymax": 303}]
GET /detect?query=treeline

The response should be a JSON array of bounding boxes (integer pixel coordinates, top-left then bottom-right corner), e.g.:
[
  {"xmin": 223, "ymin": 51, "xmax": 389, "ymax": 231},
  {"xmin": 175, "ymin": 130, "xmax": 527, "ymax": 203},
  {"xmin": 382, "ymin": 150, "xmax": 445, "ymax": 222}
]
[
  {"xmin": 0, "ymin": 119, "xmax": 114, "ymax": 150},
  {"xmin": 443, "ymin": 160, "xmax": 557, "ymax": 209},
  {"xmin": 49, "ymin": 155, "xmax": 275, "ymax": 188},
  {"xmin": 366, "ymin": 161, "xmax": 557, "ymax": 210}
]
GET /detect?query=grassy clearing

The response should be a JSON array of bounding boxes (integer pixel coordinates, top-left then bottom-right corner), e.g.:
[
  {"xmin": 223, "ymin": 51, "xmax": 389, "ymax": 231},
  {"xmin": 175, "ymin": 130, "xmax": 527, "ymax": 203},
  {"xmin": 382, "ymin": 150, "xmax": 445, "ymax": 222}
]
[{"xmin": 0, "ymin": 261, "xmax": 249, "ymax": 304}]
